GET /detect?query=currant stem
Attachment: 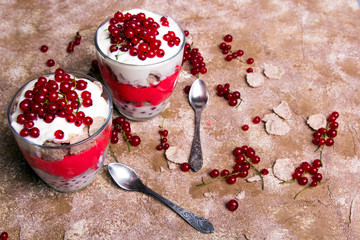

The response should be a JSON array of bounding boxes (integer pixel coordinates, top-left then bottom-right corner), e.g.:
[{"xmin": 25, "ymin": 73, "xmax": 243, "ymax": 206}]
[
  {"xmin": 235, "ymin": 98, "xmax": 243, "ymax": 108},
  {"xmin": 280, "ymin": 179, "xmax": 296, "ymax": 184},
  {"xmin": 294, "ymin": 186, "xmax": 311, "ymax": 199},
  {"xmin": 245, "ymin": 159, "xmax": 264, "ymax": 190},
  {"xmin": 109, "ymin": 145, "xmax": 119, "ymax": 163},
  {"xmin": 119, "ymin": 125, "xmax": 130, "ymax": 152}
]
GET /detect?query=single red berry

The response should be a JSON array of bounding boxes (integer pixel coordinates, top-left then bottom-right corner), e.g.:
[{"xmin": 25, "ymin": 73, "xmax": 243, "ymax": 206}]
[
  {"xmin": 313, "ymin": 173, "xmax": 323, "ymax": 182},
  {"xmin": 252, "ymin": 116, "xmax": 261, "ymax": 124},
  {"xmin": 0, "ymin": 232, "xmax": 9, "ymax": 240},
  {"xmin": 180, "ymin": 162, "xmax": 190, "ymax": 172},
  {"xmin": 163, "ymin": 143, "xmax": 170, "ymax": 150},
  {"xmin": 184, "ymin": 85, "xmax": 191, "ymax": 94},
  {"xmin": 242, "ymin": 125, "xmax": 249, "ymax": 131},
  {"xmin": 29, "ymin": 127, "xmax": 40, "ymax": 138},
  {"xmin": 327, "ymin": 129, "xmax": 337, "ymax": 138},
  {"xmin": 221, "ymin": 169, "xmax": 230, "ymax": 176},
  {"xmin": 46, "ymin": 59, "xmax": 55, "ymax": 67},
  {"xmin": 83, "ymin": 116, "xmax": 93, "ymax": 126},
  {"xmin": 226, "ymin": 199, "xmax": 238, "ymax": 211},
  {"xmin": 111, "ymin": 135, "xmax": 119, "ymax": 143},
  {"xmin": 310, "ymin": 181, "xmax": 318, "ymax": 187},
  {"xmin": 247, "ymin": 58, "xmax": 254, "ymax": 64},
  {"xmin": 301, "ymin": 162, "xmax": 311, "ymax": 172},
  {"xmin": 298, "ymin": 177, "xmax": 308, "ymax": 186},
  {"xmin": 130, "ymin": 136, "xmax": 141, "ymax": 146},
  {"xmin": 225, "ymin": 54, "xmax": 233, "ymax": 62},
  {"xmin": 292, "ymin": 171, "xmax": 302, "ymax": 179},
  {"xmin": 251, "ymin": 155, "xmax": 260, "ymax": 164},
  {"xmin": 226, "ymin": 176, "xmax": 237, "ymax": 184},
  {"xmin": 328, "ymin": 115, "xmax": 336, "ymax": 122},
  {"xmin": 224, "ymin": 34, "xmax": 233, "ymax": 43},
  {"xmin": 312, "ymin": 159, "xmax": 322, "ymax": 168},
  {"xmin": 156, "ymin": 144, "xmax": 163, "ymax": 151},
  {"xmin": 209, "ymin": 169, "xmax": 220, "ymax": 178},
  {"xmin": 325, "ymin": 138, "xmax": 334, "ymax": 146},
  {"xmin": 319, "ymin": 128, "xmax": 327, "ymax": 134},
  {"xmin": 309, "ymin": 166, "xmax": 318, "ymax": 175},
  {"xmin": 184, "ymin": 30, "xmax": 189, "ymax": 37},
  {"xmin": 239, "ymin": 170, "xmax": 249, "ymax": 178},
  {"xmin": 246, "ymin": 68, "xmax": 253, "ymax": 73},
  {"xmin": 228, "ymin": 97, "xmax": 238, "ymax": 106},
  {"xmin": 260, "ymin": 169, "xmax": 269, "ymax": 175},
  {"xmin": 331, "ymin": 111, "xmax": 339, "ymax": 119},
  {"xmin": 236, "ymin": 50, "xmax": 244, "ymax": 56},
  {"xmin": 40, "ymin": 45, "xmax": 48, "ymax": 52},
  {"xmin": 54, "ymin": 130, "xmax": 64, "ymax": 139},
  {"xmin": 330, "ymin": 121, "xmax": 339, "ymax": 129}
]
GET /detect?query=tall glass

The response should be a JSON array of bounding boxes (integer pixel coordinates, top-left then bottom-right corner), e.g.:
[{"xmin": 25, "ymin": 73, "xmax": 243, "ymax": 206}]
[
  {"xmin": 94, "ymin": 10, "xmax": 185, "ymax": 121},
  {"xmin": 7, "ymin": 72, "xmax": 113, "ymax": 192}
]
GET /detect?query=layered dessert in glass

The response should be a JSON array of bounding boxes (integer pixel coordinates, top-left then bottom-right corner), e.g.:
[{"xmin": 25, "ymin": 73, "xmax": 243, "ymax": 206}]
[
  {"xmin": 7, "ymin": 70, "xmax": 113, "ymax": 192},
  {"xmin": 95, "ymin": 9, "xmax": 185, "ymax": 121}
]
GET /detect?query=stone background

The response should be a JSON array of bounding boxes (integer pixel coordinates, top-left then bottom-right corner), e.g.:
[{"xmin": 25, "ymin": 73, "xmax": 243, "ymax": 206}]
[{"xmin": 0, "ymin": 0, "xmax": 360, "ymax": 239}]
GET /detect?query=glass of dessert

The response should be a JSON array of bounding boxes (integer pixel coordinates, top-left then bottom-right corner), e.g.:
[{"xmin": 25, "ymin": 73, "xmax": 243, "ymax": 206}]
[
  {"xmin": 95, "ymin": 9, "xmax": 185, "ymax": 121},
  {"xmin": 7, "ymin": 70, "xmax": 113, "ymax": 192}
]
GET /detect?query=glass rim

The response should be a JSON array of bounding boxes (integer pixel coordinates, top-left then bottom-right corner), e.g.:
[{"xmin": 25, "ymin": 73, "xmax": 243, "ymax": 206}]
[
  {"xmin": 7, "ymin": 71, "xmax": 113, "ymax": 149},
  {"xmin": 94, "ymin": 10, "xmax": 186, "ymax": 67}
]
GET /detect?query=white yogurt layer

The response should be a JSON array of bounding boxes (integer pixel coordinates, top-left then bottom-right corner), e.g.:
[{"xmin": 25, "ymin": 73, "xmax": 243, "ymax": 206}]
[
  {"xmin": 96, "ymin": 9, "xmax": 184, "ymax": 65},
  {"xmin": 11, "ymin": 74, "xmax": 109, "ymax": 145}
]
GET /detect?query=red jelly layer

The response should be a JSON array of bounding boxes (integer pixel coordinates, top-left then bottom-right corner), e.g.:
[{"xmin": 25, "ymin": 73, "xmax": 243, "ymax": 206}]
[
  {"xmin": 21, "ymin": 124, "xmax": 111, "ymax": 179},
  {"xmin": 100, "ymin": 63, "xmax": 181, "ymax": 107}
]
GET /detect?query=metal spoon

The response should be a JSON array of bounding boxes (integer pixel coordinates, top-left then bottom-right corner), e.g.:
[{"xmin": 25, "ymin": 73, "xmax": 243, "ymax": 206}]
[
  {"xmin": 188, "ymin": 79, "xmax": 209, "ymax": 172},
  {"xmin": 108, "ymin": 162, "xmax": 214, "ymax": 234}
]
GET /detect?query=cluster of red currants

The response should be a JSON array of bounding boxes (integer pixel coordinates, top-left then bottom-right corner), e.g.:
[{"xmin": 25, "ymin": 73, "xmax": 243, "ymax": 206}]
[
  {"xmin": 156, "ymin": 128, "xmax": 170, "ymax": 151},
  {"xmin": 182, "ymin": 43, "xmax": 207, "ymax": 76},
  {"xmin": 215, "ymin": 83, "xmax": 242, "ymax": 107},
  {"xmin": 291, "ymin": 160, "xmax": 323, "ymax": 187},
  {"xmin": 17, "ymin": 68, "xmax": 94, "ymax": 139},
  {"xmin": 196, "ymin": 146, "xmax": 267, "ymax": 211},
  {"xmin": 0, "ymin": 232, "xmax": 8, "ymax": 240},
  {"xmin": 107, "ymin": 11, "xmax": 173, "ymax": 60},
  {"xmin": 219, "ymin": 34, "xmax": 254, "ymax": 73},
  {"xmin": 312, "ymin": 111, "xmax": 339, "ymax": 147},
  {"xmin": 67, "ymin": 32, "xmax": 82, "ymax": 53},
  {"xmin": 111, "ymin": 116, "xmax": 141, "ymax": 148}
]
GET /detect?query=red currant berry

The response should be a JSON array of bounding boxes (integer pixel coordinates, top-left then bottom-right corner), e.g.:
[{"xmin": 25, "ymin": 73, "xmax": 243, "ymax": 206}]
[
  {"xmin": 156, "ymin": 144, "xmax": 163, "ymax": 151},
  {"xmin": 298, "ymin": 176, "xmax": 308, "ymax": 186},
  {"xmin": 331, "ymin": 111, "xmax": 339, "ymax": 119},
  {"xmin": 301, "ymin": 162, "xmax": 311, "ymax": 172},
  {"xmin": 327, "ymin": 129, "xmax": 337, "ymax": 138},
  {"xmin": 130, "ymin": 136, "xmax": 141, "ymax": 146},
  {"xmin": 54, "ymin": 130, "xmax": 64, "ymax": 139},
  {"xmin": 29, "ymin": 127, "xmax": 40, "ymax": 138},
  {"xmin": 20, "ymin": 128, "xmax": 29, "ymax": 137},
  {"xmin": 209, "ymin": 169, "xmax": 220, "ymax": 178},
  {"xmin": 0, "ymin": 232, "xmax": 9, "ymax": 240},
  {"xmin": 309, "ymin": 166, "xmax": 318, "ymax": 175},
  {"xmin": 111, "ymin": 135, "xmax": 119, "ymax": 143},
  {"xmin": 224, "ymin": 34, "xmax": 233, "ymax": 43},
  {"xmin": 242, "ymin": 125, "xmax": 249, "ymax": 131},
  {"xmin": 180, "ymin": 163, "xmax": 190, "ymax": 172},
  {"xmin": 46, "ymin": 59, "xmax": 55, "ymax": 67},
  {"xmin": 226, "ymin": 176, "xmax": 237, "ymax": 184},
  {"xmin": 246, "ymin": 58, "xmax": 254, "ymax": 64},
  {"xmin": 313, "ymin": 173, "xmax": 323, "ymax": 182},
  {"xmin": 184, "ymin": 85, "xmax": 191, "ymax": 94},
  {"xmin": 226, "ymin": 199, "xmax": 238, "ymax": 211},
  {"xmin": 319, "ymin": 128, "xmax": 327, "ymax": 134},
  {"xmin": 239, "ymin": 170, "xmax": 249, "ymax": 178},
  {"xmin": 330, "ymin": 121, "xmax": 339, "ymax": 129},
  {"xmin": 295, "ymin": 167, "xmax": 304, "ymax": 174},
  {"xmin": 228, "ymin": 97, "xmax": 238, "ymax": 106},
  {"xmin": 292, "ymin": 171, "xmax": 302, "ymax": 179},
  {"xmin": 163, "ymin": 143, "xmax": 170, "ymax": 150},
  {"xmin": 260, "ymin": 169, "xmax": 269, "ymax": 175},
  {"xmin": 184, "ymin": 30, "xmax": 189, "ymax": 37},
  {"xmin": 252, "ymin": 116, "xmax": 261, "ymax": 124},
  {"xmin": 325, "ymin": 138, "xmax": 334, "ymax": 146},
  {"xmin": 312, "ymin": 159, "xmax": 321, "ymax": 168},
  {"xmin": 310, "ymin": 181, "xmax": 318, "ymax": 187},
  {"xmin": 40, "ymin": 45, "xmax": 48, "ymax": 52},
  {"xmin": 328, "ymin": 115, "xmax": 336, "ymax": 122},
  {"xmin": 246, "ymin": 68, "xmax": 253, "ymax": 73},
  {"xmin": 83, "ymin": 116, "xmax": 93, "ymax": 126},
  {"xmin": 221, "ymin": 169, "xmax": 230, "ymax": 176}
]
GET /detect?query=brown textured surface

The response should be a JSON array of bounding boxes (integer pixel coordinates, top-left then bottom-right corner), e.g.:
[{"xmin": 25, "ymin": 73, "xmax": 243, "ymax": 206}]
[{"xmin": 1, "ymin": 1, "xmax": 360, "ymax": 239}]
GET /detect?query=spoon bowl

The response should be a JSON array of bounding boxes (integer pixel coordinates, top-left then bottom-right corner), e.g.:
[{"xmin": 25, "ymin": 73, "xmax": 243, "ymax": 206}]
[
  {"xmin": 188, "ymin": 79, "xmax": 209, "ymax": 171},
  {"xmin": 108, "ymin": 162, "xmax": 214, "ymax": 233}
]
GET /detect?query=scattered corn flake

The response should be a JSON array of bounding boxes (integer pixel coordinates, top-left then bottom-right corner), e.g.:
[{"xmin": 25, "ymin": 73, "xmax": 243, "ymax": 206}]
[
  {"xmin": 263, "ymin": 63, "xmax": 284, "ymax": 79},
  {"xmin": 272, "ymin": 158, "xmax": 294, "ymax": 181},
  {"xmin": 273, "ymin": 101, "xmax": 292, "ymax": 120},
  {"xmin": 165, "ymin": 146, "xmax": 186, "ymax": 164},
  {"xmin": 265, "ymin": 116, "xmax": 290, "ymax": 136},
  {"xmin": 307, "ymin": 113, "xmax": 326, "ymax": 130},
  {"xmin": 246, "ymin": 72, "xmax": 265, "ymax": 87}
]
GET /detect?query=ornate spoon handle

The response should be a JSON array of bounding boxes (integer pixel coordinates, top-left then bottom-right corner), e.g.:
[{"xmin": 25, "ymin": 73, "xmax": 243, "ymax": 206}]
[
  {"xmin": 189, "ymin": 109, "xmax": 203, "ymax": 172},
  {"xmin": 141, "ymin": 185, "xmax": 214, "ymax": 233}
]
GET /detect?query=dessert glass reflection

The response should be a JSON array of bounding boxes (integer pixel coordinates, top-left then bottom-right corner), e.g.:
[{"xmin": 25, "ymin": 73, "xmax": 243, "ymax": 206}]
[
  {"xmin": 7, "ymin": 72, "xmax": 113, "ymax": 192},
  {"xmin": 95, "ymin": 9, "xmax": 185, "ymax": 121}
]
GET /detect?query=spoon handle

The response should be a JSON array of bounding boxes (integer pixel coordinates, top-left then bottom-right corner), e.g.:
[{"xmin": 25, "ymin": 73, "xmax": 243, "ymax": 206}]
[
  {"xmin": 189, "ymin": 109, "xmax": 203, "ymax": 172},
  {"xmin": 140, "ymin": 185, "xmax": 214, "ymax": 233}
]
